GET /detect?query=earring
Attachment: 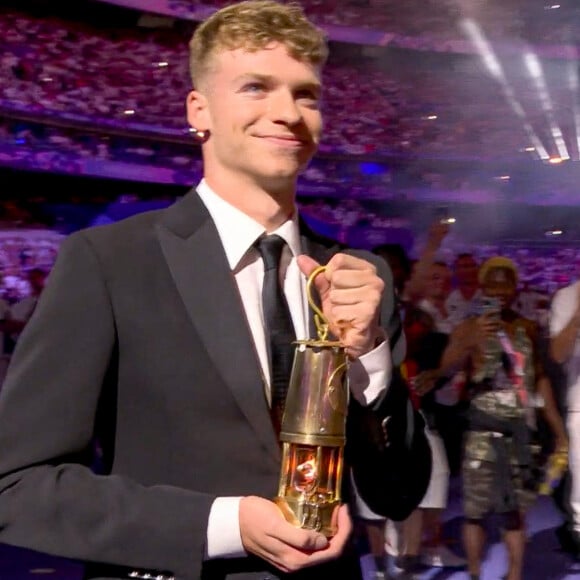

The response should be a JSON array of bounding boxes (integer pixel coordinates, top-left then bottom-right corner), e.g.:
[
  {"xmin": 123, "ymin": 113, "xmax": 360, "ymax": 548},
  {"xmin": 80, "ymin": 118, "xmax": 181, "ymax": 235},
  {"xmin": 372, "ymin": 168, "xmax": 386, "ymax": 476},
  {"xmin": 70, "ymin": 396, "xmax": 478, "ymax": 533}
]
[{"xmin": 192, "ymin": 129, "xmax": 209, "ymax": 143}]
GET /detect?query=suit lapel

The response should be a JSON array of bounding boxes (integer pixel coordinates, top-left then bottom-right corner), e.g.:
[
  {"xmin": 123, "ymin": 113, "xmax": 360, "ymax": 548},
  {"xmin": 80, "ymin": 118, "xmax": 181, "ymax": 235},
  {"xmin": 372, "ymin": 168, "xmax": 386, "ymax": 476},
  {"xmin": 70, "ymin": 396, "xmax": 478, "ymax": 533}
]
[{"xmin": 156, "ymin": 191, "xmax": 280, "ymax": 461}]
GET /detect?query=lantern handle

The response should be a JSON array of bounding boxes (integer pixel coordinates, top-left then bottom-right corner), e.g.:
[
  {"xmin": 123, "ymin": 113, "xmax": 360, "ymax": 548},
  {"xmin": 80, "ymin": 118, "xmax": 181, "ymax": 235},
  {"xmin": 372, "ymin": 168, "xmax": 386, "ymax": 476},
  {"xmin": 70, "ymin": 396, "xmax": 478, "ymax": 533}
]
[{"xmin": 306, "ymin": 265, "xmax": 330, "ymax": 341}]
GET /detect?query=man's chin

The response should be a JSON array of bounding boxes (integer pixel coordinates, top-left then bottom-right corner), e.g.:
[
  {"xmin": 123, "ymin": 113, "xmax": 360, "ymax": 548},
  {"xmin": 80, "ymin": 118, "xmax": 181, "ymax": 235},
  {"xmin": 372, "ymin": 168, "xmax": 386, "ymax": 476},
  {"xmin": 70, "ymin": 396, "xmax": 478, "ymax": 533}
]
[
  {"xmin": 259, "ymin": 164, "xmax": 304, "ymax": 183},
  {"xmin": 258, "ymin": 172, "xmax": 299, "ymax": 192}
]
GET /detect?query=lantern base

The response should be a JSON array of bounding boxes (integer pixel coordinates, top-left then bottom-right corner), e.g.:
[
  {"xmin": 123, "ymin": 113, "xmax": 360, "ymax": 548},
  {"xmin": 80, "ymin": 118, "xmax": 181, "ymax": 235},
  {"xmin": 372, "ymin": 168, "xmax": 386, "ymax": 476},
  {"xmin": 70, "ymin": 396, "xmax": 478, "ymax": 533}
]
[{"xmin": 274, "ymin": 496, "xmax": 340, "ymax": 538}]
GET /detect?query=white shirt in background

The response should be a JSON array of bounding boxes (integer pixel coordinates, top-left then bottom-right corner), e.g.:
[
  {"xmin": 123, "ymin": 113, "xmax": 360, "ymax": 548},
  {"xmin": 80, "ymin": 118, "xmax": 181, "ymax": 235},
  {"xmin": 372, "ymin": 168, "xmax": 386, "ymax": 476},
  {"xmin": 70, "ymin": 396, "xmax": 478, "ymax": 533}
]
[
  {"xmin": 550, "ymin": 281, "xmax": 580, "ymax": 413},
  {"xmin": 446, "ymin": 288, "xmax": 481, "ymax": 328},
  {"xmin": 418, "ymin": 298, "xmax": 453, "ymax": 335}
]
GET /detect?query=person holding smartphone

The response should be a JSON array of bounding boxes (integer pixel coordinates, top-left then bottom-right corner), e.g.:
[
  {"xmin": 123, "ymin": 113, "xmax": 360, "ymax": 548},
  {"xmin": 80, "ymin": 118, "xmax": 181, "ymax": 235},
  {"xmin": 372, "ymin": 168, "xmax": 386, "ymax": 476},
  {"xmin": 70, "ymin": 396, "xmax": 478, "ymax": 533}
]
[{"xmin": 439, "ymin": 256, "xmax": 567, "ymax": 580}]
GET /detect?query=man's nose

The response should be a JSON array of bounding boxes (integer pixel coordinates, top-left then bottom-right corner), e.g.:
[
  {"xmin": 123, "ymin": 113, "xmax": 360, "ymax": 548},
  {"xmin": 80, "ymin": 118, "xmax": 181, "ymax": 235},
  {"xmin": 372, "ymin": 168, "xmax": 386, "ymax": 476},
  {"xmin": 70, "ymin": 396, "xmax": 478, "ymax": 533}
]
[{"xmin": 269, "ymin": 89, "xmax": 302, "ymax": 125}]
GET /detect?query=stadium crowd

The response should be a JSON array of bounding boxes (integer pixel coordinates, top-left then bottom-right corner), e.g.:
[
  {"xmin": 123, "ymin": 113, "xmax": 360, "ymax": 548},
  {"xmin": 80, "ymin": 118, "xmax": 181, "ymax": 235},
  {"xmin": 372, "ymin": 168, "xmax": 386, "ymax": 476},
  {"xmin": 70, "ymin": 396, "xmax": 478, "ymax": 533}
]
[
  {"xmin": 0, "ymin": 3, "xmax": 579, "ymax": 579},
  {"xmin": 165, "ymin": 0, "xmax": 578, "ymax": 46},
  {"xmin": 1, "ymin": 8, "xmax": 577, "ymax": 161}
]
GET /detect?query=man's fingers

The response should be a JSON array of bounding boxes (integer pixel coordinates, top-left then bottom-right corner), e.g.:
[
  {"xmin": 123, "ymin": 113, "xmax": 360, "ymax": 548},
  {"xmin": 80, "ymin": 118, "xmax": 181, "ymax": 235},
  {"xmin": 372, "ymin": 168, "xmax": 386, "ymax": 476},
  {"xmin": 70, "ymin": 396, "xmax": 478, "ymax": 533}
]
[
  {"xmin": 327, "ymin": 269, "xmax": 382, "ymax": 290},
  {"xmin": 327, "ymin": 253, "xmax": 376, "ymax": 272},
  {"xmin": 334, "ymin": 503, "xmax": 351, "ymax": 529},
  {"xmin": 329, "ymin": 303, "xmax": 376, "ymax": 327},
  {"xmin": 287, "ymin": 506, "xmax": 352, "ymax": 570},
  {"xmin": 239, "ymin": 496, "xmax": 334, "ymax": 573},
  {"xmin": 262, "ymin": 523, "xmax": 331, "ymax": 573},
  {"xmin": 272, "ymin": 523, "xmax": 329, "ymax": 552},
  {"xmin": 328, "ymin": 287, "xmax": 383, "ymax": 309},
  {"xmin": 296, "ymin": 254, "xmax": 330, "ymax": 297},
  {"xmin": 298, "ymin": 253, "xmax": 382, "ymax": 297}
]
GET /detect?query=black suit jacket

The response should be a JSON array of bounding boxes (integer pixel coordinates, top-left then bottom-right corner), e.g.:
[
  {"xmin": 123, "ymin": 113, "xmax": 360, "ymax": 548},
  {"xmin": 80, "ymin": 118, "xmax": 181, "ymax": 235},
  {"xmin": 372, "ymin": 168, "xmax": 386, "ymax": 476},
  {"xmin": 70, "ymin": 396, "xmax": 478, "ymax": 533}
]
[{"xmin": 0, "ymin": 190, "xmax": 404, "ymax": 580}]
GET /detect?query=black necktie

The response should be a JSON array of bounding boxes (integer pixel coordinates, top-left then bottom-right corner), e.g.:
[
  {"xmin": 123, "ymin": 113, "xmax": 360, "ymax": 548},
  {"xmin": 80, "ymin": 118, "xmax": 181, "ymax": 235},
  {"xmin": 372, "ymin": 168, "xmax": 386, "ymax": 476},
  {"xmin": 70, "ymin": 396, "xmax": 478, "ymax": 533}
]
[{"xmin": 256, "ymin": 235, "xmax": 296, "ymax": 433}]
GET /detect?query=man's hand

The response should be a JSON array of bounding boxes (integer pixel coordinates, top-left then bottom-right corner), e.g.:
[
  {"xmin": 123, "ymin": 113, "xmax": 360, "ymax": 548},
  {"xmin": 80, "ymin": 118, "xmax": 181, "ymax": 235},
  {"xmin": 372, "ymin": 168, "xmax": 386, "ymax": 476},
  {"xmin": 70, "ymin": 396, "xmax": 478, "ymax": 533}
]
[
  {"xmin": 426, "ymin": 220, "xmax": 450, "ymax": 250},
  {"xmin": 239, "ymin": 496, "xmax": 352, "ymax": 573},
  {"xmin": 471, "ymin": 312, "xmax": 501, "ymax": 351},
  {"xmin": 297, "ymin": 253, "xmax": 384, "ymax": 359}
]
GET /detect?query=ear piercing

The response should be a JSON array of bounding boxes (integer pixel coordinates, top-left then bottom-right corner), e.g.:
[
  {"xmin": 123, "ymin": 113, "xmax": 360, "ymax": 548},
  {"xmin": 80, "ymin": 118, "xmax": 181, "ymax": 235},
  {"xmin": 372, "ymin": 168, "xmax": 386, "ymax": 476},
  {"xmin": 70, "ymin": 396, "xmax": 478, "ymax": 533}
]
[{"xmin": 191, "ymin": 129, "xmax": 209, "ymax": 143}]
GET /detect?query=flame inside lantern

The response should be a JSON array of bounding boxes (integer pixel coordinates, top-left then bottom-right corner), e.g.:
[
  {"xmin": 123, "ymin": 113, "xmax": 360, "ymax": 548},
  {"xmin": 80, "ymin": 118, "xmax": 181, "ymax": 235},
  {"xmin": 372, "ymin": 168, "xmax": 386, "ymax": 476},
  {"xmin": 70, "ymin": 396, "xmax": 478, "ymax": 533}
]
[{"xmin": 294, "ymin": 456, "xmax": 318, "ymax": 493}]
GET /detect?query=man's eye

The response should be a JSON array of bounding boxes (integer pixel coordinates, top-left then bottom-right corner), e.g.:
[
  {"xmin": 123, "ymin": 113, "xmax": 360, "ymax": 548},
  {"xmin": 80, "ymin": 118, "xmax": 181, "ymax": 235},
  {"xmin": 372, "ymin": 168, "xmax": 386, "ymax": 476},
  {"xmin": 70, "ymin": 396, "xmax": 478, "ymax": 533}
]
[
  {"xmin": 297, "ymin": 90, "xmax": 318, "ymax": 101},
  {"xmin": 296, "ymin": 91, "xmax": 321, "ymax": 107},
  {"xmin": 243, "ymin": 83, "xmax": 265, "ymax": 93}
]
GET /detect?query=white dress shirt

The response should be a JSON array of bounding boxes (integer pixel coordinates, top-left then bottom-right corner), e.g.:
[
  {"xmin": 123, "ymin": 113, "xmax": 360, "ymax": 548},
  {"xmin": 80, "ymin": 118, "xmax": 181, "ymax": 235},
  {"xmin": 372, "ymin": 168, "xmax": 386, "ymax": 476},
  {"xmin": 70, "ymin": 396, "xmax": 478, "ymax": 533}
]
[{"xmin": 196, "ymin": 180, "xmax": 392, "ymax": 558}]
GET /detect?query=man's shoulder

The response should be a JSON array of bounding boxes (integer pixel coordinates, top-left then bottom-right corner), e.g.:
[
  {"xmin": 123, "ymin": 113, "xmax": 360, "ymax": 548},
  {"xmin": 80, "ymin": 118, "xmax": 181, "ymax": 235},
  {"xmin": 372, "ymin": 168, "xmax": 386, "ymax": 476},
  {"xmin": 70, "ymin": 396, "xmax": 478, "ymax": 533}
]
[
  {"xmin": 58, "ymin": 204, "xmax": 176, "ymax": 267},
  {"xmin": 67, "ymin": 202, "xmax": 178, "ymax": 254},
  {"xmin": 84, "ymin": 207, "xmax": 166, "ymax": 238}
]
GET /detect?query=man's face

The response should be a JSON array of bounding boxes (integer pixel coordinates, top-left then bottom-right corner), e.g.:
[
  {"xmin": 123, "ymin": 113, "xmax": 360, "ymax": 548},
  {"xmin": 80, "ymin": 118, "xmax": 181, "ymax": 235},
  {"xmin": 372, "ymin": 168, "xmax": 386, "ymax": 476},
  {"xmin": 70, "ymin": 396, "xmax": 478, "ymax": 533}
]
[
  {"xmin": 482, "ymin": 267, "xmax": 517, "ymax": 310},
  {"xmin": 427, "ymin": 263, "xmax": 452, "ymax": 300},
  {"xmin": 454, "ymin": 256, "xmax": 478, "ymax": 286},
  {"xmin": 187, "ymin": 43, "xmax": 322, "ymax": 191}
]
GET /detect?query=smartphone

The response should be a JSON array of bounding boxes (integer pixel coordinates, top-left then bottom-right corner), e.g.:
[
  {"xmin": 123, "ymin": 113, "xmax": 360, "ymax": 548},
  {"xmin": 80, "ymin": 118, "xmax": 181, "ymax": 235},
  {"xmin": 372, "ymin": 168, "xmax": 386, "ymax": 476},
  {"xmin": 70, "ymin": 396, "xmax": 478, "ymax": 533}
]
[{"xmin": 480, "ymin": 296, "xmax": 501, "ymax": 320}]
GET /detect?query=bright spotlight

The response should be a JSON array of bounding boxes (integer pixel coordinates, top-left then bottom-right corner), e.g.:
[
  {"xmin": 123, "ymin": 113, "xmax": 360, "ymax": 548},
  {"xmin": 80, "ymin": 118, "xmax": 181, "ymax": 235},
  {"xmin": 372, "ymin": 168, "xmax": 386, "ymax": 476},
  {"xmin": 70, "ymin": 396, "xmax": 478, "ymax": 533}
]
[
  {"xmin": 460, "ymin": 19, "xmax": 550, "ymax": 161},
  {"xmin": 524, "ymin": 51, "xmax": 570, "ymax": 160}
]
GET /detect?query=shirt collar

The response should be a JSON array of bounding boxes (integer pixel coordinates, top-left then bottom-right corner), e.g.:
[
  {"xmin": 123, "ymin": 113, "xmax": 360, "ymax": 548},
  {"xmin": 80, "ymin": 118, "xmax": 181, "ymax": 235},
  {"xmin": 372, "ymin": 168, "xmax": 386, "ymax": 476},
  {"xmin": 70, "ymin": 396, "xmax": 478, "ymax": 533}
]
[{"xmin": 196, "ymin": 179, "xmax": 302, "ymax": 271}]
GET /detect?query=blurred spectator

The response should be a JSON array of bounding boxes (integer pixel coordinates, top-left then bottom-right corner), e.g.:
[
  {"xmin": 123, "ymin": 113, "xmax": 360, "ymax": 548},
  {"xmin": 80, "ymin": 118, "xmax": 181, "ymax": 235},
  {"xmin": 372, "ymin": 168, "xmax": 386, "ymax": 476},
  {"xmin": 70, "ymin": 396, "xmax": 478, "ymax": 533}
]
[
  {"xmin": 167, "ymin": 0, "xmax": 578, "ymax": 47},
  {"xmin": 549, "ymin": 280, "xmax": 580, "ymax": 559},
  {"xmin": 440, "ymin": 256, "xmax": 567, "ymax": 580},
  {"xmin": 0, "ymin": 8, "xmax": 576, "ymax": 161},
  {"xmin": 4, "ymin": 267, "xmax": 48, "ymax": 354},
  {"xmin": 0, "ymin": 288, "xmax": 10, "ymax": 387},
  {"xmin": 447, "ymin": 253, "xmax": 481, "ymax": 327}
]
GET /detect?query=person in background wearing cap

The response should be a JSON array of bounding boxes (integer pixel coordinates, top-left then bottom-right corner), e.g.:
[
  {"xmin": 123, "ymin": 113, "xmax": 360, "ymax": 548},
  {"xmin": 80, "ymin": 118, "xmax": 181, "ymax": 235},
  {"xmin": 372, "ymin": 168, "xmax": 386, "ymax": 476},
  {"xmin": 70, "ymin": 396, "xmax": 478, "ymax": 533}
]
[{"xmin": 438, "ymin": 256, "xmax": 567, "ymax": 580}]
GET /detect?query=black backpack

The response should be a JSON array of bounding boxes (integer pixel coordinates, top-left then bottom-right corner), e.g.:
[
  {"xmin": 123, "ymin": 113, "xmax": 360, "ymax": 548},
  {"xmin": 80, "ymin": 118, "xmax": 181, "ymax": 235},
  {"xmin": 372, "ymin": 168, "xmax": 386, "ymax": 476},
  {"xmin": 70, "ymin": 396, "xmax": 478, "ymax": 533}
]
[{"xmin": 346, "ymin": 366, "xmax": 432, "ymax": 521}]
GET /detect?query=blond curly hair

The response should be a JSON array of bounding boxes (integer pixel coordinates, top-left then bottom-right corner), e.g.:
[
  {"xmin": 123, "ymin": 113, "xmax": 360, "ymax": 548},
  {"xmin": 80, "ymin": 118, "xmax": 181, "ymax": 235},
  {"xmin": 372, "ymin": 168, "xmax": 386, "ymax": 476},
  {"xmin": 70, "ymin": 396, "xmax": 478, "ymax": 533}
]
[{"xmin": 189, "ymin": 0, "xmax": 328, "ymax": 87}]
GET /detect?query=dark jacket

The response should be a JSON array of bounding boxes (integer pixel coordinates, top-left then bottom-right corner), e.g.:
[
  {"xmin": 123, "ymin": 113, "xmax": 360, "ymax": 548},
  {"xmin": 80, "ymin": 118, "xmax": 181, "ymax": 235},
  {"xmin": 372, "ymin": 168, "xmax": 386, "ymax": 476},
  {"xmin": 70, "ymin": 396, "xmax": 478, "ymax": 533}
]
[{"xmin": 0, "ymin": 191, "xmax": 410, "ymax": 580}]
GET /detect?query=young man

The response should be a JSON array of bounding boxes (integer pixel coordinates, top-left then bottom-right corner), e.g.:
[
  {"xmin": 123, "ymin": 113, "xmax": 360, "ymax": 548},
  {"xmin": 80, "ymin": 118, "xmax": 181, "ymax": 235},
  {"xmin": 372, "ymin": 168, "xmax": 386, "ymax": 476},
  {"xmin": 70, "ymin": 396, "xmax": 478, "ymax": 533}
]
[
  {"xmin": 0, "ymin": 2, "xmax": 406, "ymax": 580},
  {"xmin": 440, "ymin": 257, "xmax": 567, "ymax": 580}
]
